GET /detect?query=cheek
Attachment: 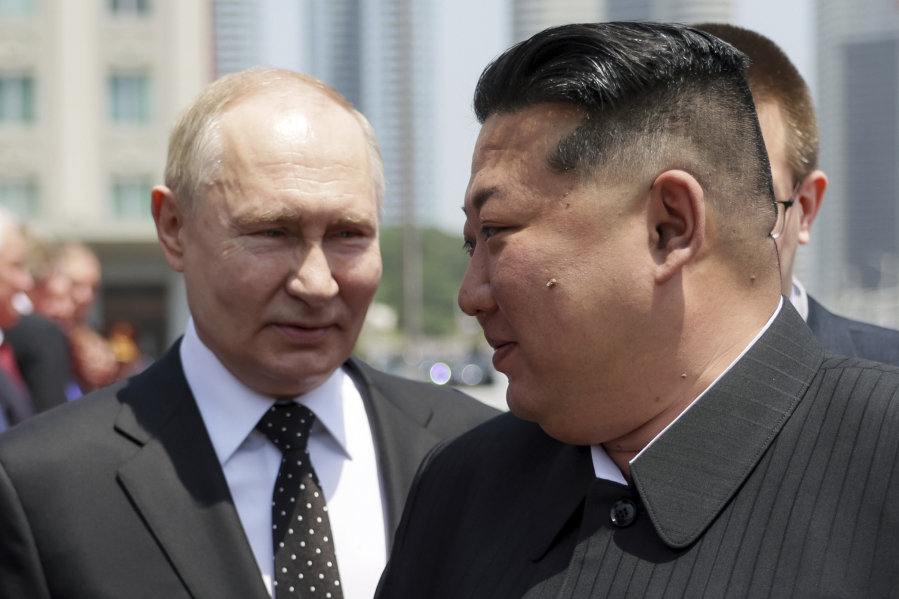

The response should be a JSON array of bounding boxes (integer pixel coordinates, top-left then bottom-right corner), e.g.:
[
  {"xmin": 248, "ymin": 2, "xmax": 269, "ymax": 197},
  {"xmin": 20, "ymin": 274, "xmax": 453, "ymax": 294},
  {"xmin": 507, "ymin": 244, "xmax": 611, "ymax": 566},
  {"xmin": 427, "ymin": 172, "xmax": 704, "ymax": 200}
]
[
  {"xmin": 190, "ymin": 246, "xmax": 286, "ymax": 316},
  {"xmin": 491, "ymin": 243, "xmax": 571, "ymax": 321},
  {"xmin": 336, "ymin": 250, "xmax": 382, "ymax": 307}
]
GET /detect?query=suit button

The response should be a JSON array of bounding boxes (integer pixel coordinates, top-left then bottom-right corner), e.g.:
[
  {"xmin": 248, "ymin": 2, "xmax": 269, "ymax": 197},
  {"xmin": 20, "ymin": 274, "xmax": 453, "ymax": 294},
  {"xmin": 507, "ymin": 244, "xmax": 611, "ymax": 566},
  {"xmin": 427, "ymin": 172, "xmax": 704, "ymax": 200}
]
[{"xmin": 610, "ymin": 499, "xmax": 637, "ymax": 527}]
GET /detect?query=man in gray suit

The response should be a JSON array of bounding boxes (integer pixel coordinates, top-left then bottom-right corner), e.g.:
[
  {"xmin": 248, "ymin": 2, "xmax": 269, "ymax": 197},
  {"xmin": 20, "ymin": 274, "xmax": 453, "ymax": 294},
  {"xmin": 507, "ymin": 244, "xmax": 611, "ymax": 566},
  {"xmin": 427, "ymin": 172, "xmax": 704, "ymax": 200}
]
[
  {"xmin": 0, "ymin": 68, "xmax": 497, "ymax": 599},
  {"xmin": 376, "ymin": 23, "xmax": 899, "ymax": 598},
  {"xmin": 697, "ymin": 23, "xmax": 899, "ymax": 365}
]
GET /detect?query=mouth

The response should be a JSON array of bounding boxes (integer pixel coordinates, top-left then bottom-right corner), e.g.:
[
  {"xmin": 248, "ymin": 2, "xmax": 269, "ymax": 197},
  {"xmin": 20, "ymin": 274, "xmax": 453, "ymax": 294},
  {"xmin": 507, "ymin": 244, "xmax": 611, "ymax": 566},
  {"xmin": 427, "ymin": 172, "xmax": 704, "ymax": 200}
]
[
  {"xmin": 486, "ymin": 336, "xmax": 517, "ymax": 371},
  {"xmin": 272, "ymin": 322, "xmax": 337, "ymax": 344}
]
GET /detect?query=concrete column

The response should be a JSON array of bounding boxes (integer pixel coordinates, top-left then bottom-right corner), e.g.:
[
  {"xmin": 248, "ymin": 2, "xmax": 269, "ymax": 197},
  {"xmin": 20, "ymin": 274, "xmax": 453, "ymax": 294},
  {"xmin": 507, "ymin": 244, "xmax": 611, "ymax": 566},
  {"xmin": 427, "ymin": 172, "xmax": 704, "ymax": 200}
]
[{"xmin": 53, "ymin": 0, "xmax": 103, "ymax": 227}]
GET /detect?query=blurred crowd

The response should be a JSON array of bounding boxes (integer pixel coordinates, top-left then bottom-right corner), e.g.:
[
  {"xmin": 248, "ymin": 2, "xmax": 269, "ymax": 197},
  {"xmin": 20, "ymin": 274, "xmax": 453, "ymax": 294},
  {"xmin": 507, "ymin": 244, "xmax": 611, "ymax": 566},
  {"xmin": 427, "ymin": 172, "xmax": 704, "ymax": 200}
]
[{"xmin": 0, "ymin": 211, "xmax": 149, "ymax": 430}]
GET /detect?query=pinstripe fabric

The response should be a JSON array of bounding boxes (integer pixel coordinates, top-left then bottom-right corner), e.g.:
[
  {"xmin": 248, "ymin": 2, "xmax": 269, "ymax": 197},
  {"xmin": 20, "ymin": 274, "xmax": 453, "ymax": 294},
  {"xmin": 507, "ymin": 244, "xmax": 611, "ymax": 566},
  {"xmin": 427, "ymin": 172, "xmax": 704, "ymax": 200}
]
[{"xmin": 377, "ymin": 305, "xmax": 899, "ymax": 599}]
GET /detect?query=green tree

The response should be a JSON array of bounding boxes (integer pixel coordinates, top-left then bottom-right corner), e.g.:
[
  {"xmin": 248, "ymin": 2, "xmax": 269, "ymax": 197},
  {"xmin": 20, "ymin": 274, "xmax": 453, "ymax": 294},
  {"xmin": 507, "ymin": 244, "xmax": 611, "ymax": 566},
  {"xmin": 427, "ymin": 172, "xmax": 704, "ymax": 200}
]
[{"xmin": 375, "ymin": 227, "xmax": 470, "ymax": 336}]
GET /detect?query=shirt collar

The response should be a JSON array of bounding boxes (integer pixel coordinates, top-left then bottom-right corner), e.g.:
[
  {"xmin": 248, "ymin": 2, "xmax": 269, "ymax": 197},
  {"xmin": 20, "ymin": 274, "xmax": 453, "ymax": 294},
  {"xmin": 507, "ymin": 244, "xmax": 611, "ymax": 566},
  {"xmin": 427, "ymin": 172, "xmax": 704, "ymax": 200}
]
[
  {"xmin": 790, "ymin": 276, "xmax": 809, "ymax": 321},
  {"xmin": 590, "ymin": 296, "xmax": 785, "ymax": 483},
  {"xmin": 180, "ymin": 318, "xmax": 350, "ymax": 466},
  {"xmin": 591, "ymin": 444, "xmax": 627, "ymax": 485}
]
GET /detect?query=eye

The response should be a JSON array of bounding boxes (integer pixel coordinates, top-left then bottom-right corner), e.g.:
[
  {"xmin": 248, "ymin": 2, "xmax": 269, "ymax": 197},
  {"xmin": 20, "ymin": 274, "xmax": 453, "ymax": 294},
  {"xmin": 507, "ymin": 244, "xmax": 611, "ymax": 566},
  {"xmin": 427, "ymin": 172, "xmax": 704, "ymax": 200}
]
[
  {"xmin": 337, "ymin": 230, "xmax": 359, "ymax": 239},
  {"xmin": 462, "ymin": 239, "xmax": 474, "ymax": 257},
  {"xmin": 259, "ymin": 229, "xmax": 284, "ymax": 238},
  {"xmin": 481, "ymin": 226, "xmax": 501, "ymax": 239}
]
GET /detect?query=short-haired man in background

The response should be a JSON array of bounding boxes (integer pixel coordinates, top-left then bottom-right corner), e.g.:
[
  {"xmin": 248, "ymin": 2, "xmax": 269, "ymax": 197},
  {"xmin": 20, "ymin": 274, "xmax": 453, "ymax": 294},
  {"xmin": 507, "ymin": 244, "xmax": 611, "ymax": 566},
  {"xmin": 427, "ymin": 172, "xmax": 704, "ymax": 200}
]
[
  {"xmin": 0, "ymin": 68, "xmax": 497, "ymax": 599},
  {"xmin": 376, "ymin": 23, "xmax": 899, "ymax": 598},
  {"xmin": 697, "ymin": 22, "xmax": 899, "ymax": 365}
]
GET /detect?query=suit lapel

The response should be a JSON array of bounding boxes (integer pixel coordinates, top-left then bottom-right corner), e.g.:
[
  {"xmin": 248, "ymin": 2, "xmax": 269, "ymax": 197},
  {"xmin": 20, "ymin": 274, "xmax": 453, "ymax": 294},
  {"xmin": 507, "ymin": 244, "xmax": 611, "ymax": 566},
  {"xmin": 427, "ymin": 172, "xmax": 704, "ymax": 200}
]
[
  {"xmin": 527, "ymin": 442, "xmax": 595, "ymax": 561},
  {"xmin": 344, "ymin": 357, "xmax": 442, "ymax": 546},
  {"xmin": 114, "ymin": 344, "xmax": 269, "ymax": 599},
  {"xmin": 630, "ymin": 302, "xmax": 825, "ymax": 549}
]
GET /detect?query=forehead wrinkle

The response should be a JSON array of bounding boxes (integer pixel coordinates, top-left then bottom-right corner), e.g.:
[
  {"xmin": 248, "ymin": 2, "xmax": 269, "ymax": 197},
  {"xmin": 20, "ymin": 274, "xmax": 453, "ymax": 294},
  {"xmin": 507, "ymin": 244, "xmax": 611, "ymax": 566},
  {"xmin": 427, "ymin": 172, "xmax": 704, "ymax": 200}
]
[{"xmin": 233, "ymin": 203, "xmax": 377, "ymax": 226}]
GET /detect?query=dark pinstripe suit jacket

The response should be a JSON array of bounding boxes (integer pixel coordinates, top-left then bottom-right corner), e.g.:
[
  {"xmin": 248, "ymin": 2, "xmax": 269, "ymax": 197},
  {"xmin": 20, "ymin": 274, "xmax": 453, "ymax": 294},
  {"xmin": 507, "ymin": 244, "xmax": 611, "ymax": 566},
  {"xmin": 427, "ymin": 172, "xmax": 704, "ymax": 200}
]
[{"xmin": 377, "ymin": 303, "xmax": 899, "ymax": 599}]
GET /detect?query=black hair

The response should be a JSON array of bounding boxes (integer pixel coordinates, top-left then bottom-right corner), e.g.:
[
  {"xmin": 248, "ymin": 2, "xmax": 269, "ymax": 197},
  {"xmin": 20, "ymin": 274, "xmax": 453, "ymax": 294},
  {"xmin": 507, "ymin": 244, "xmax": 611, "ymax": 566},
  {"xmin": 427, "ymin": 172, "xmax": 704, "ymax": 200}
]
[{"xmin": 473, "ymin": 22, "xmax": 776, "ymax": 246}]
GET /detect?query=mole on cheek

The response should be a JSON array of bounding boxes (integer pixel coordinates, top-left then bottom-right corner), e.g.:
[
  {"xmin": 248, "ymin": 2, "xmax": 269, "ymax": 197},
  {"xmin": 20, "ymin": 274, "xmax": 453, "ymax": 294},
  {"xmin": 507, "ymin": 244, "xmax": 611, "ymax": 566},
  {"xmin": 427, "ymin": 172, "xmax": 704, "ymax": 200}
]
[{"xmin": 546, "ymin": 278, "xmax": 557, "ymax": 288}]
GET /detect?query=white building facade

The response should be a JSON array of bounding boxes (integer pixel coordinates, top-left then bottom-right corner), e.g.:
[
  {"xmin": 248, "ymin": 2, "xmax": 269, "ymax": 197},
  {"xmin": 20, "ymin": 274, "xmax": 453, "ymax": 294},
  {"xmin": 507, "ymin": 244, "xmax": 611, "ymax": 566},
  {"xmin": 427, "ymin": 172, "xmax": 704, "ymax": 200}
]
[{"xmin": 0, "ymin": 0, "xmax": 211, "ymax": 354}]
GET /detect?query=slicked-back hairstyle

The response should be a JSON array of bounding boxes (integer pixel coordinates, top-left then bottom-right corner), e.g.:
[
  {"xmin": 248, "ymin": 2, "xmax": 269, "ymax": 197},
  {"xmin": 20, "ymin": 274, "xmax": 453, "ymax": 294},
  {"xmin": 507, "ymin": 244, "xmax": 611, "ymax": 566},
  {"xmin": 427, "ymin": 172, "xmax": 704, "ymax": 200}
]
[
  {"xmin": 165, "ymin": 67, "xmax": 386, "ymax": 215},
  {"xmin": 473, "ymin": 22, "xmax": 777, "ymax": 254},
  {"xmin": 695, "ymin": 23, "xmax": 818, "ymax": 185}
]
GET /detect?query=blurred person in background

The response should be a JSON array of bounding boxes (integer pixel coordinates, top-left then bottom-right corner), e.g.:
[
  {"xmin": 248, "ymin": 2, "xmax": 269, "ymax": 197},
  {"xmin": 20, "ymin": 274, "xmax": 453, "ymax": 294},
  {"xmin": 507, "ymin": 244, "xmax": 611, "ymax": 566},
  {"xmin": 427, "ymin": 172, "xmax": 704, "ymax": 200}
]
[
  {"xmin": 108, "ymin": 320, "xmax": 151, "ymax": 379},
  {"xmin": 698, "ymin": 23, "xmax": 899, "ymax": 365},
  {"xmin": 58, "ymin": 242, "xmax": 100, "ymax": 325},
  {"xmin": 5, "ymin": 234, "xmax": 75, "ymax": 412},
  {"xmin": 20, "ymin": 235, "xmax": 76, "ymax": 329},
  {"xmin": 0, "ymin": 208, "xmax": 34, "ymax": 428},
  {"xmin": 57, "ymin": 242, "xmax": 119, "ymax": 393}
]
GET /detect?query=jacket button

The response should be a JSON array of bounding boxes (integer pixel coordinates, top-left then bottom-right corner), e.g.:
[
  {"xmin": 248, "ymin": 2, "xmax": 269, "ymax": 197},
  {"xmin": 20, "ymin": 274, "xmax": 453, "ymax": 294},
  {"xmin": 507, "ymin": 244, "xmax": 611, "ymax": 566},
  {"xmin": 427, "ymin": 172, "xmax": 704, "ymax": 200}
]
[{"xmin": 610, "ymin": 499, "xmax": 637, "ymax": 527}]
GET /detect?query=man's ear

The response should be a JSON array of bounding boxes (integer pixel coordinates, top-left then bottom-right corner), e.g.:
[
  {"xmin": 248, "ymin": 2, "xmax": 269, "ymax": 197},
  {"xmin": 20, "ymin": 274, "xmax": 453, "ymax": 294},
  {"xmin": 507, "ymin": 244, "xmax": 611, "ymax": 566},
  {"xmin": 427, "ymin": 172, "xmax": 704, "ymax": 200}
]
[
  {"xmin": 151, "ymin": 185, "xmax": 186, "ymax": 273},
  {"xmin": 796, "ymin": 169, "xmax": 827, "ymax": 245},
  {"xmin": 648, "ymin": 170, "xmax": 705, "ymax": 284}
]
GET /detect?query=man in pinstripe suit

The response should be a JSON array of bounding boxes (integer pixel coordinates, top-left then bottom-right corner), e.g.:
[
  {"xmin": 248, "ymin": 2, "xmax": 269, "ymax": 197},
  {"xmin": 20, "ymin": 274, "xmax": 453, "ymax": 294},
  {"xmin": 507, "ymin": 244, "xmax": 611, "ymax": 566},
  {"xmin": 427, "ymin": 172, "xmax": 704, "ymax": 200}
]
[{"xmin": 376, "ymin": 22, "xmax": 899, "ymax": 599}]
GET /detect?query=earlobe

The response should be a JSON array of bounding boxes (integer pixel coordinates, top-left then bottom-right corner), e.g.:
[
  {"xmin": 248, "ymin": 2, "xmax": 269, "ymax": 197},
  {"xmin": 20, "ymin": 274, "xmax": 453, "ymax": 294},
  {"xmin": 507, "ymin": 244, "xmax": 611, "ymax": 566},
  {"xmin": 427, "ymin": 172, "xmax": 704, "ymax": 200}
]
[
  {"xmin": 797, "ymin": 170, "xmax": 827, "ymax": 245},
  {"xmin": 151, "ymin": 185, "xmax": 187, "ymax": 273},
  {"xmin": 648, "ymin": 171, "xmax": 705, "ymax": 284}
]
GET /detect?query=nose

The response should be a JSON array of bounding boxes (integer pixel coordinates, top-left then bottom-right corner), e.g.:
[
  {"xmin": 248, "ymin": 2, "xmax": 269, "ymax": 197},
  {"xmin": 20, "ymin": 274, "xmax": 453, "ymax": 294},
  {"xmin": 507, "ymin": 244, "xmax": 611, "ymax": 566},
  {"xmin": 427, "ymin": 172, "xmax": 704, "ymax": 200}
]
[
  {"xmin": 458, "ymin": 246, "xmax": 496, "ymax": 317},
  {"xmin": 287, "ymin": 243, "xmax": 339, "ymax": 307}
]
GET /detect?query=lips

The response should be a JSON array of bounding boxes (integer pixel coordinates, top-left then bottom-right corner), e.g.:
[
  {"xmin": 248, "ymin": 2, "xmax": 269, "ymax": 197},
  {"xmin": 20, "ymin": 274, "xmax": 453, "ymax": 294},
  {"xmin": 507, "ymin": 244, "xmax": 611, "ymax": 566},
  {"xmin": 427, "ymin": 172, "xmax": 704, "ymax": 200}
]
[
  {"xmin": 485, "ymin": 335, "xmax": 517, "ymax": 371},
  {"xmin": 272, "ymin": 322, "xmax": 337, "ymax": 344}
]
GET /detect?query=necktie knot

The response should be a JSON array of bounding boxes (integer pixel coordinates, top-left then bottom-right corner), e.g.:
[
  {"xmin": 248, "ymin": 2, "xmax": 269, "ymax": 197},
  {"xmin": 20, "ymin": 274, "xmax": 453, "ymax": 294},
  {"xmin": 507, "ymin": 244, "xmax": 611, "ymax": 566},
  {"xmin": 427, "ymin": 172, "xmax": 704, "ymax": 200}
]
[{"xmin": 256, "ymin": 402, "xmax": 315, "ymax": 454}]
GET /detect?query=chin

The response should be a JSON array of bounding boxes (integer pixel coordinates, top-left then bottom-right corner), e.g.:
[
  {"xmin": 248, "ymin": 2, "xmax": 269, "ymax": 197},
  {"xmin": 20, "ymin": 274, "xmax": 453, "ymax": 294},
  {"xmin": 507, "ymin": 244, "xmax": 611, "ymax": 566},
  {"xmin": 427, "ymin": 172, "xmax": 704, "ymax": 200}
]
[
  {"xmin": 258, "ymin": 369, "xmax": 334, "ymax": 398},
  {"xmin": 504, "ymin": 380, "xmax": 544, "ymax": 422}
]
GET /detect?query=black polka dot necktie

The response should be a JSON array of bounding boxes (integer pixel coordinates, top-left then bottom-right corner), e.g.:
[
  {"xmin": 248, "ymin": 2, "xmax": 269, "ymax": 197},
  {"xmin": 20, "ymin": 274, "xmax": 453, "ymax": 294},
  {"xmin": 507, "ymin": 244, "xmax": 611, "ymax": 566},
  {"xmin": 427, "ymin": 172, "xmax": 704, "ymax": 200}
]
[{"xmin": 256, "ymin": 403, "xmax": 343, "ymax": 599}]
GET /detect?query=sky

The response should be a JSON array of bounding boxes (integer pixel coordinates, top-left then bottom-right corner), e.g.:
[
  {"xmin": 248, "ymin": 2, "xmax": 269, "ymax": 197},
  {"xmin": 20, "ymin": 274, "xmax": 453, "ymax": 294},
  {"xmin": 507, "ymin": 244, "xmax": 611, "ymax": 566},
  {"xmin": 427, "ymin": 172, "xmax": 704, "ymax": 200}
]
[{"xmin": 428, "ymin": 0, "xmax": 818, "ymax": 234}]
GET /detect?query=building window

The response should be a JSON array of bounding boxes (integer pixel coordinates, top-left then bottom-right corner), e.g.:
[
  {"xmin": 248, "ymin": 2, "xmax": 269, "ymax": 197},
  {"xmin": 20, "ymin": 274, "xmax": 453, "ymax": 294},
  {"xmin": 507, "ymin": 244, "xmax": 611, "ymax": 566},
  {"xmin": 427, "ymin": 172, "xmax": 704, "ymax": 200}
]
[
  {"xmin": 0, "ymin": 179, "xmax": 39, "ymax": 218},
  {"xmin": 0, "ymin": 0, "xmax": 36, "ymax": 17},
  {"xmin": 844, "ymin": 40, "xmax": 899, "ymax": 288},
  {"xmin": 111, "ymin": 176, "xmax": 152, "ymax": 220},
  {"xmin": 109, "ymin": 0, "xmax": 149, "ymax": 15},
  {"xmin": 214, "ymin": 1, "xmax": 261, "ymax": 77},
  {"xmin": 109, "ymin": 73, "xmax": 150, "ymax": 123},
  {"xmin": 0, "ymin": 76, "xmax": 34, "ymax": 123},
  {"xmin": 607, "ymin": 0, "xmax": 651, "ymax": 20}
]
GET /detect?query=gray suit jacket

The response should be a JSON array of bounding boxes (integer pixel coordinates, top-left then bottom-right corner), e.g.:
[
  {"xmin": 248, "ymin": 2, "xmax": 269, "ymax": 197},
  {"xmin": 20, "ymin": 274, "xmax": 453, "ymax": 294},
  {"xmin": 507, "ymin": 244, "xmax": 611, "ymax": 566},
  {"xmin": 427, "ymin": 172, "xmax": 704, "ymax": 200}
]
[
  {"xmin": 0, "ymin": 341, "xmax": 498, "ymax": 599},
  {"xmin": 807, "ymin": 294, "xmax": 899, "ymax": 366},
  {"xmin": 377, "ymin": 303, "xmax": 899, "ymax": 598}
]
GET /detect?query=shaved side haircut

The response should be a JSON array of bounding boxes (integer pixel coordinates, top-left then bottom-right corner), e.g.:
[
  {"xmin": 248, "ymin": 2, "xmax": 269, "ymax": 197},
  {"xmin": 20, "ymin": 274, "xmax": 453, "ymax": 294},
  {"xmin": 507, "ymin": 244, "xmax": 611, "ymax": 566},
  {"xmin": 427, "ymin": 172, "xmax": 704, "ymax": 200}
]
[
  {"xmin": 696, "ymin": 23, "xmax": 819, "ymax": 186},
  {"xmin": 473, "ymin": 22, "xmax": 777, "ymax": 260}
]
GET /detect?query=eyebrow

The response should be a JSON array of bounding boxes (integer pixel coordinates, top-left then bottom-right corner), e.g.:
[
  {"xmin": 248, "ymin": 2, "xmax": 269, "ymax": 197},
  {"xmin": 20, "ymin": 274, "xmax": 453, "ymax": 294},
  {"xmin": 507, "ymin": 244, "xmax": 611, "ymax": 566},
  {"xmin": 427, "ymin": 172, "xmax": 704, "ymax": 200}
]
[
  {"xmin": 235, "ymin": 210, "xmax": 374, "ymax": 228},
  {"xmin": 461, "ymin": 186, "xmax": 499, "ymax": 217}
]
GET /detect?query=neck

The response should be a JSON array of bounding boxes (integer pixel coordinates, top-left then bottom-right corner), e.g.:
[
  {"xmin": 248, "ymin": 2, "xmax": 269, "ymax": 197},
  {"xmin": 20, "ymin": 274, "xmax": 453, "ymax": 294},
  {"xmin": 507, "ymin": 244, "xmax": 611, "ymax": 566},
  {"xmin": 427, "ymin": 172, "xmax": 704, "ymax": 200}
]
[{"xmin": 602, "ymin": 286, "xmax": 781, "ymax": 479}]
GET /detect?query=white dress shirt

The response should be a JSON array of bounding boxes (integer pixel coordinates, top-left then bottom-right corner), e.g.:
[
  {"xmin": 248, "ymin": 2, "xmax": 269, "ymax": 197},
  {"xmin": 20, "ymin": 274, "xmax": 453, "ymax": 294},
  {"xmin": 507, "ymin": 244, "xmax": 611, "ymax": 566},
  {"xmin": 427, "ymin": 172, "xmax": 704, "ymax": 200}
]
[
  {"xmin": 180, "ymin": 319, "xmax": 387, "ymax": 599},
  {"xmin": 591, "ymin": 298, "xmax": 784, "ymax": 482},
  {"xmin": 789, "ymin": 276, "xmax": 810, "ymax": 321}
]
